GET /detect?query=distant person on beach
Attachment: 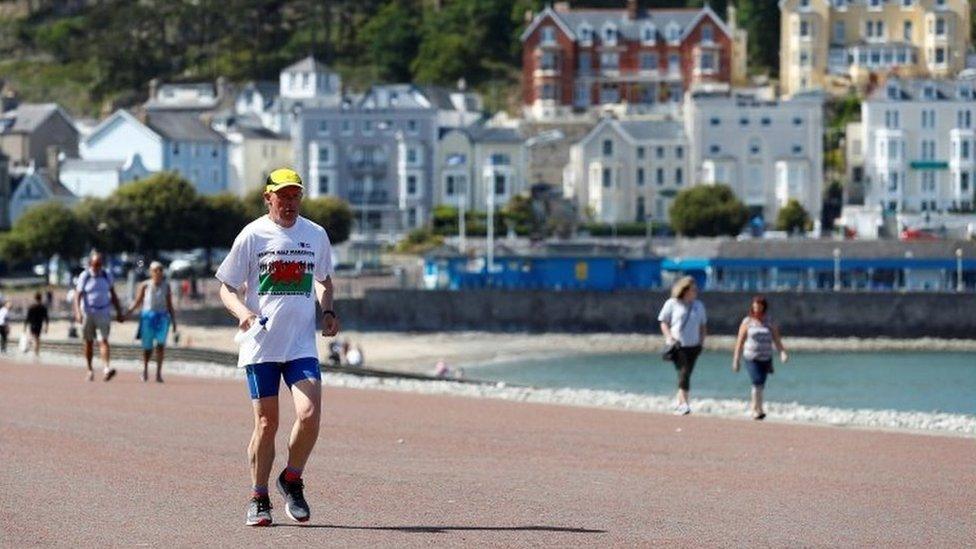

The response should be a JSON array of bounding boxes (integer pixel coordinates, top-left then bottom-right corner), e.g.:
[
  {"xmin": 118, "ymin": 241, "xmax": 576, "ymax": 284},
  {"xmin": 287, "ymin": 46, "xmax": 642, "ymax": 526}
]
[
  {"xmin": 74, "ymin": 251, "xmax": 125, "ymax": 381},
  {"xmin": 0, "ymin": 300, "xmax": 10, "ymax": 353},
  {"xmin": 126, "ymin": 261, "xmax": 177, "ymax": 383},
  {"xmin": 658, "ymin": 276, "xmax": 707, "ymax": 415},
  {"xmin": 216, "ymin": 168, "xmax": 340, "ymax": 527},
  {"xmin": 24, "ymin": 292, "xmax": 49, "ymax": 357},
  {"xmin": 732, "ymin": 295, "xmax": 789, "ymax": 420},
  {"xmin": 346, "ymin": 344, "xmax": 363, "ymax": 368}
]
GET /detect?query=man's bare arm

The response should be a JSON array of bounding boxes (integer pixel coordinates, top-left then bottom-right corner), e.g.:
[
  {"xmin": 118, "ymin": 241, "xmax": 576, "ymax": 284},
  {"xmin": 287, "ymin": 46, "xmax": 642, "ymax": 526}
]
[{"xmin": 219, "ymin": 283, "xmax": 256, "ymax": 330}]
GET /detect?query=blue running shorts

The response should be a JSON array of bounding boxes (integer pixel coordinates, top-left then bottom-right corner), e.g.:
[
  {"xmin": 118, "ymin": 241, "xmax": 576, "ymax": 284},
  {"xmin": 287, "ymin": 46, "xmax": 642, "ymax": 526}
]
[{"xmin": 245, "ymin": 357, "xmax": 322, "ymax": 399}]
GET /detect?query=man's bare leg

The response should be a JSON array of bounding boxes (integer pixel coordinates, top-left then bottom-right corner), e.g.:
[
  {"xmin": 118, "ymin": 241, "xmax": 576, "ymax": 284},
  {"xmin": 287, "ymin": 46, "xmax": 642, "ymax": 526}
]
[
  {"xmin": 286, "ymin": 378, "xmax": 322, "ymax": 471},
  {"xmin": 83, "ymin": 340, "xmax": 94, "ymax": 380},
  {"xmin": 155, "ymin": 345, "xmax": 165, "ymax": 382},
  {"xmin": 249, "ymin": 396, "xmax": 279, "ymax": 492}
]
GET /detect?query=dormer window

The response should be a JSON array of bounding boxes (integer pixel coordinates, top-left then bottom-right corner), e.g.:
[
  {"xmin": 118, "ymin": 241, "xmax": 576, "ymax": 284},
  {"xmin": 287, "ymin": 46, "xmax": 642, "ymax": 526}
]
[
  {"xmin": 887, "ymin": 84, "xmax": 899, "ymax": 100},
  {"xmin": 603, "ymin": 23, "xmax": 618, "ymax": 46},
  {"xmin": 924, "ymin": 85, "xmax": 935, "ymax": 99},
  {"xmin": 666, "ymin": 22, "xmax": 681, "ymax": 43},
  {"xmin": 960, "ymin": 86, "xmax": 973, "ymax": 100},
  {"xmin": 641, "ymin": 23, "xmax": 656, "ymax": 45},
  {"xmin": 578, "ymin": 24, "xmax": 593, "ymax": 45},
  {"xmin": 541, "ymin": 26, "xmax": 556, "ymax": 45}
]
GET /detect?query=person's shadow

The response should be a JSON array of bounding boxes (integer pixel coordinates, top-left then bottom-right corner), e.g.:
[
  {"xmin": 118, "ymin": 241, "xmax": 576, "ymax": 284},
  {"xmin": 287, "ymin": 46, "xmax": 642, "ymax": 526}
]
[{"xmin": 273, "ymin": 524, "xmax": 605, "ymax": 534}]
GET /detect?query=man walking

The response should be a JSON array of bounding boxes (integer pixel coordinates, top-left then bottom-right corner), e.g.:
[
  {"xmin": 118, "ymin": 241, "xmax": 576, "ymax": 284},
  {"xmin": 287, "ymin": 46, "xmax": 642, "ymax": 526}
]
[
  {"xmin": 24, "ymin": 292, "xmax": 49, "ymax": 356},
  {"xmin": 73, "ymin": 251, "xmax": 124, "ymax": 381},
  {"xmin": 216, "ymin": 168, "xmax": 340, "ymax": 527}
]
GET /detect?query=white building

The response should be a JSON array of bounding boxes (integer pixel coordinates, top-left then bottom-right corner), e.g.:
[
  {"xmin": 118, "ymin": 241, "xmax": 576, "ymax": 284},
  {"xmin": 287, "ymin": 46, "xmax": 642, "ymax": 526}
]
[
  {"xmin": 222, "ymin": 126, "xmax": 292, "ymax": 197},
  {"xmin": 684, "ymin": 88, "xmax": 824, "ymax": 222},
  {"xmin": 563, "ymin": 117, "xmax": 689, "ymax": 223},
  {"xmin": 435, "ymin": 125, "xmax": 527, "ymax": 212},
  {"xmin": 59, "ymin": 155, "xmax": 150, "ymax": 198},
  {"xmin": 862, "ymin": 77, "xmax": 976, "ymax": 214},
  {"xmin": 235, "ymin": 56, "xmax": 343, "ymax": 136}
]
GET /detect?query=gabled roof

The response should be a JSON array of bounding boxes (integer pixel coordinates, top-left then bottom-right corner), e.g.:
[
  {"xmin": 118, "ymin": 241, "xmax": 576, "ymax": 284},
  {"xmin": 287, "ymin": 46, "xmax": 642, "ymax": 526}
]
[
  {"xmin": 358, "ymin": 84, "xmax": 435, "ymax": 110},
  {"xmin": 11, "ymin": 168, "xmax": 76, "ymax": 199},
  {"xmin": 84, "ymin": 110, "xmax": 163, "ymax": 146},
  {"xmin": 0, "ymin": 103, "xmax": 75, "ymax": 134},
  {"xmin": 282, "ymin": 55, "xmax": 331, "ymax": 74},
  {"xmin": 145, "ymin": 111, "xmax": 226, "ymax": 143},
  {"xmin": 521, "ymin": 5, "xmax": 730, "ymax": 44},
  {"xmin": 578, "ymin": 117, "xmax": 685, "ymax": 149}
]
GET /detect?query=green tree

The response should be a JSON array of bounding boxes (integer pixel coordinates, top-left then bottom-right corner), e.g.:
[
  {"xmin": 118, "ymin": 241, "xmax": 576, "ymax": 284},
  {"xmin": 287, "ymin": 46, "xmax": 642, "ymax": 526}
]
[
  {"xmin": 0, "ymin": 202, "xmax": 88, "ymax": 263},
  {"xmin": 669, "ymin": 185, "xmax": 749, "ymax": 237},
  {"xmin": 776, "ymin": 199, "xmax": 811, "ymax": 234},
  {"xmin": 359, "ymin": 1, "xmax": 421, "ymax": 82},
  {"xmin": 301, "ymin": 196, "xmax": 353, "ymax": 245},
  {"xmin": 109, "ymin": 172, "xmax": 206, "ymax": 255}
]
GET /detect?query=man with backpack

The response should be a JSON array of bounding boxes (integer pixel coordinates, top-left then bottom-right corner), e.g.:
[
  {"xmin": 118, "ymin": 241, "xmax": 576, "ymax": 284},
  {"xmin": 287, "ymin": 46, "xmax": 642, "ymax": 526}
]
[{"xmin": 73, "ymin": 251, "xmax": 125, "ymax": 381}]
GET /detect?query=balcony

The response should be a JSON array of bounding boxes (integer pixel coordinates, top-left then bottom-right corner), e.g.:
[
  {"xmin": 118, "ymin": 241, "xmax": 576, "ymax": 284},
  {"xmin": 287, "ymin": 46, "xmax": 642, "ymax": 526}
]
[
  {"xmin": 347, "ymin": 159, "xmax": 388, "ymax": 176},
  {"xmin": 348, "ymin": 190, "xmax": 390, "ymax": 205}
]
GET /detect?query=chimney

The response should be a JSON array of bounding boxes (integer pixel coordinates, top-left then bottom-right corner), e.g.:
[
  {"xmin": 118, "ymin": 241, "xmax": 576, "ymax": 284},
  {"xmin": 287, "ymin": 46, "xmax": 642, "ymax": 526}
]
[
  {"xmin": 46, "ymin": 146, "xmax": 60, "ymax": 184},
  {"xmin": 148, "ymin": 78, "xmax": 160, "ymax": 100},
  {"xmin": 727, "ymin": 3, "xmax": 738, "ymax": 31},
  {"xmin": 626, "ymin": 0, "xmax": 638, "ymax": 20}
]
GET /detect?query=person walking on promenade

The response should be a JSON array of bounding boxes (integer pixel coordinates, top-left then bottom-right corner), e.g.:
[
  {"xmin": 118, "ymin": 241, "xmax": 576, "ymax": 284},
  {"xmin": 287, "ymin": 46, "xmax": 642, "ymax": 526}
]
[
  {"xmin": 658, "ymin": 276, "xmax": 707, "ymax": 415},
  {"xmin": 0, "ymin": 300, "xmax": 10, "ymax": 353},
  {"xmin": 126, "ymin": 261, "xmax": 177, "ymax": 383},
  {"xmin": 732, "ymin": 295, "xmax": 789, "ymax": 420},
  {"xmin": 24, "ymin": 292, "xmax": 49, "ymax": 357},
  {"xmin": 216, "ymin": 168, "xmax": 340, "ymax": 527},
  {"xmin": 74, "ymin": 251, "xmax": 124, "ymax": 381}
]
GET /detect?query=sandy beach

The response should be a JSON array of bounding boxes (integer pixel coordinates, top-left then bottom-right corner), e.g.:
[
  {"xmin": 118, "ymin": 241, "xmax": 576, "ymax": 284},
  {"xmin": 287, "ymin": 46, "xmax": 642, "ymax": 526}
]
[{"xmin": 36, "ymin": 319, "xmax": 976, "ymax": 375}]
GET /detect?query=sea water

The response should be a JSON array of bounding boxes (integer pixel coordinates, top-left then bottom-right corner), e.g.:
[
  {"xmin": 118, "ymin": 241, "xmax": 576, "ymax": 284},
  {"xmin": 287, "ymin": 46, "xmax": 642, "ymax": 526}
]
[{"xmin": 470, "ymin": 351, "xmax": 976, "ymax": 415}]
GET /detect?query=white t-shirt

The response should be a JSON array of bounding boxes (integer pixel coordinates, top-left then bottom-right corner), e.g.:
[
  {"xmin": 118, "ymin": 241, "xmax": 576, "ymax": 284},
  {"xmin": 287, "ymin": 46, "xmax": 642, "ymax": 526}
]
[
  {"xmin": 215, "ymin": 215, "xmax": 334, "ymax": 368},
  {"xmin": 657, "ymin": 298, "xmax": 707, "ymax": 347}
]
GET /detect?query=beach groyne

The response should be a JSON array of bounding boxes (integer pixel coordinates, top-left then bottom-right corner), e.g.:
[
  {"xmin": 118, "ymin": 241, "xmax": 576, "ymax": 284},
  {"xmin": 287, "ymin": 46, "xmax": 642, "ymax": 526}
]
[{"xmin": 333, "ymin": 289, "xmax": 976, "ymax": 338}]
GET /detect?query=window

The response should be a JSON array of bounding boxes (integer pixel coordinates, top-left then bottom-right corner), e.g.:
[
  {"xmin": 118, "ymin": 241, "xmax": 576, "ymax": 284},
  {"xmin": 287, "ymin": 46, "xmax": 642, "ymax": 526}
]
[
  {"xmin": 800, "ymin": 0, "xmax": 809, "ymax": 7},
  {"xmin": 876, "ymin": 21, "xmax": 884, "ymax": 38},
  {"xmin": 749, "ymin": 139, "xmax": 761, "ymax": 156},
  {"xmin": 792, "ymin": 144, "xmax": 804, "ymax": 154},
  {"xmin": 408, "ymin": 208, "xmax": 417, "ymax": 228},
  {"xmin": 602, "ymin": 168, "xmax": 612, "ymax": 188},
  {"xmin": 362, "ymin": 120, "xmax": 373, "ymax": 134},
  {"xmin": 888, "ymin": 173, "xmax": 899, "ymax": 192},
  {"xmin": 668, "ymin": 53, "xmax": 680, "ymax": 73},
  {"xmin": 699, "ymin": 51, "xmax": 716, "ymax": 72},
  {"xmin": 656, "ymin": 168, "xmax": 664, "ymax": 186},
  {"xmin": 579, "ymin": 25, "xmax": 593, "ymax": 44},
  {"xmin": 341, "ymin": 120, "xmax": 352, "ymax": 135},
  {"xmin": 541, "ymin": 26, "xmax": 556, "ymax": 45},
  {"xmin": 656, "ymin": 146, "xmax": 665, "ymax": 159},
  {"xmin": 710, "ymin": 117, "xmax": 721, "ymax": 127},
  {"xmin": 406, "ymin": 147, "xmax": 418, "ymax": 165},
  {"xmin": 637, "ymin": 147, "xmax": 645, "ymax": 159},
  {"xmin": 318, "ymin": 146, "xmax": 330, "ymax": 163},
  {"xmin": 902, "ymin": 0, "xmax": 913, "ymax": 7},
  {"xmin": 935, "ymin": 18, "xmax": 946, "ymax": 36},
  {"xmin": 962, "ymin": 172, "xmax": 970, "ymax": 192},
  {"xmin": 600, "ymin": 52, "xmax": 619, "ymax": 70},
  {"xmin": 800, "ymin": 21, "xmax": 810, "ymax": 38},
  {"xmin": 666, "ymin": 23, "xmax": 680, "ymax": 43},
  {"xmin": 962, "ymin": 141, "xmax": 971, "ymax": 160},
  {"xmin": 701, "ymin": 24, "xmax": 713, "ymax": 43},
  {"xmin": 675, "ymin": 146, "xmax": 683, "ymax": 159},
  {"xmin": 603, "ymin": 24, "xmax": 618, "ymax": 45},
  {"xmin": 489, "ymin": 153, "xmax": 511, "ymax": 166},
  {"xmin": 318, "ymin": 121, "xmax": 329, "ymax": 134},
  {"xmin": 172, "ymin": 143, "xmax": 180, "ymax": 156},
  {"xmin": 407, "ymin": 119, "xmax": 418, "ymax": 133},
  {"xmin": 710, "ymin": 144, "xmax": 721, "ymax": 154},
  {"xmin": 407, "ymin": 175, "xmax": 418, "ymax": 196},
  {"xmin": 761, "ymin": 117, "xmax": 771, "ymax": 126},
  {"xmin": 541, "ymin": 83, "xmax": 557, "ymax": 100},
  {"xmin": 445, "ymin": 175, "xmax": 456, "ymax": 196},
  {"xmin": 739, "ymin": 117, "xmax": 749, "ymax": 127},
  {"xmin": 793, "ymin": 117, "xmax": 803, "ymax": 127},
  {"xmin": 903, "ymin": 21, "xmax": 912, "ymax": 41},
  {"xmin": 675, "ymin": 168, "xmax": 683, "ymax": 185},
  {"xmin": 639, "ymin": 52, "xmax": 658, "ymax": 71},
  {"xmin": 318, "ymin": 175, "xmax": 330, "ymax": 195},
  {"xmin": 934, "ymin": 48, "xmax": 946, "ymax": 64},
  {"xmin": 834, "ymin": 21, "xmax": 845, "ymax": 42},
  {"xmin": 578, "ymin": 52, "xmax": 592, "ymax": 73},
  {"xmin": 602, "ymin": 139, "xmax": 613, "ymax": 157},
  {"xmin": 637, "ymin": 168, "xmax": 645, "ymax": 186},
  {"xmin": 540, "ymin": 51, "xmax": 558, "ymax": 71}
]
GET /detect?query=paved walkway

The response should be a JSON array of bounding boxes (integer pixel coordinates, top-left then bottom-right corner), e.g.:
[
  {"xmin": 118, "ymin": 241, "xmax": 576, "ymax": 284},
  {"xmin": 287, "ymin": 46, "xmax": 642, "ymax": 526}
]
[{"xmin": 1, "ymin": 359, "xmax": 973, "ymax": 547}]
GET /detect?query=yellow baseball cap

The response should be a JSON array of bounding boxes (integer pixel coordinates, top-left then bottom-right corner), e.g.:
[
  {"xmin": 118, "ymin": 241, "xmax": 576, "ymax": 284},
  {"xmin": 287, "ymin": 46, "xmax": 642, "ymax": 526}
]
[{"xmin": 265, "ymin": 168, "xmax": 304, "ymax": 192}]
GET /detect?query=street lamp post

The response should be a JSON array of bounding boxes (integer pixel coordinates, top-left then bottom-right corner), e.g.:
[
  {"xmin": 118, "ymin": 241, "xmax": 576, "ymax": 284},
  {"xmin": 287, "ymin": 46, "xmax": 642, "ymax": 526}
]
[
  {"xmin": 957, "ymin": 248, "xmax": 964, "ymax": 292},
  {"xmin": 832, "ymin": 248, "xmax": 841, "ymax": 291},
  {"xmin": 484, "ymin": 164, "xmax": 495, "ymax": 274},
  {"xmin": 458, "ymin": 180, "xmax": 467, "ymax": 254}
]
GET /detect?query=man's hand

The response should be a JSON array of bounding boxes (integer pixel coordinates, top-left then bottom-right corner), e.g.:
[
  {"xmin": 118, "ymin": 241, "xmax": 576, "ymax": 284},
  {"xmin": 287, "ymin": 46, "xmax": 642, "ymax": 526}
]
[
  {"xmin": 322, "ymin": 312, "xmax": 340, "ymax": 337},
  {"xmin": 239, "ymin": 314, "xmax": 257, "ymax": 332},
  {"xmin": 116, "ymin": 311, "xmax": 125, "ymax": 323}
]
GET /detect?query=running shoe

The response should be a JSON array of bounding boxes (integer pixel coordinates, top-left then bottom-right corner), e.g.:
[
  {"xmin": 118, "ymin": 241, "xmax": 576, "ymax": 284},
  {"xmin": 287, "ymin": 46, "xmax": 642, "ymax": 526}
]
[
  {"xmin": 103, "ymin": 368, "xmax": 117, "ymax": 381},
  {"xmin": 276, "ymin": 470, "xmax": 310, "ymax": 522},
  {"xmin": 673, "ymin": 403, "xmax": 691, "ymax": 416},
  {"xmin": 245, "ymin": 495, "xmax": 273, "ymax": 526}
]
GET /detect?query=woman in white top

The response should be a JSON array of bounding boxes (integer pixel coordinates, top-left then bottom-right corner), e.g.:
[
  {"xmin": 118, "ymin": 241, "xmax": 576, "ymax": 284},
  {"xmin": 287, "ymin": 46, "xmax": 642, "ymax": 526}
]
[
  {"xmin": 657, "ymin": 276, "xmax": 707, "ymax": 415},
  {"xmin": 126, "ymin": 262, "xmax": 177, "ymax": 382},
  {"xmin": 732, "ymin": 295, "xmax": 788, "ymax": 420}
]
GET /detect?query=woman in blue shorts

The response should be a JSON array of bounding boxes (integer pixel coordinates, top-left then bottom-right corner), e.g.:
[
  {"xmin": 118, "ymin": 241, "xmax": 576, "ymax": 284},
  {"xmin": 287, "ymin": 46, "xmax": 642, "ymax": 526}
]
[
  {"xmin": 126, "ymin": 261, "xmax": 177, "ymax": 382},
  {"xmin": 732, "ymin": 295, "xmax": 788, "ymax": 420}
]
